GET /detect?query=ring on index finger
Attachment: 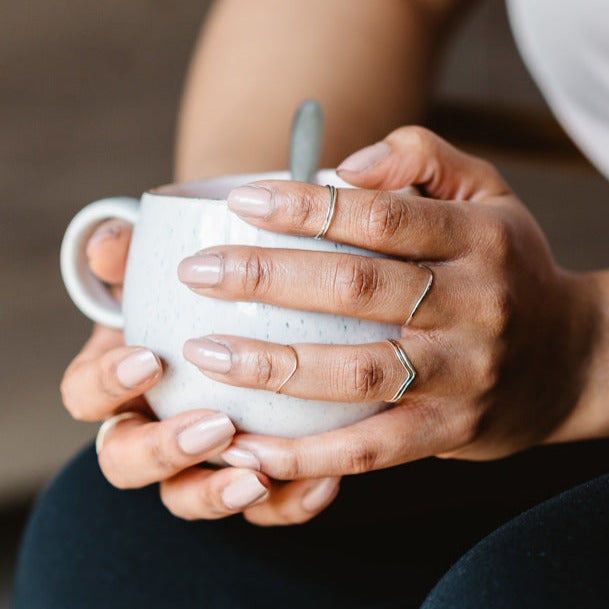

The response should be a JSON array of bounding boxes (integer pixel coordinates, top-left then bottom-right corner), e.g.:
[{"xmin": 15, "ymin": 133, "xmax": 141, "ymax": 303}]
[{"xmin": 314, "ymin": 185, "xmax": 338, "ymax": 240}]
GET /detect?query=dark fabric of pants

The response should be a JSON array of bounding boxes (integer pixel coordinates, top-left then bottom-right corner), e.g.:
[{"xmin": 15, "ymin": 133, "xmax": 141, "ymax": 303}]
[{"xmin": 13, "ymin": 441, "xmax": 609, "ymax": 609}]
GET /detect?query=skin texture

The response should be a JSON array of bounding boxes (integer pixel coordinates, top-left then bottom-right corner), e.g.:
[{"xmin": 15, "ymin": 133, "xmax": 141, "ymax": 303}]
[
  {"xmin": 175, "ymin": 0, "xmax": 465, "ymax": 179},
  {"xmin": 62, "ymin": 125, "xmax": 609, "ymax": 526},
  {"xmin": 184, "ymin": 127, "xmax": 609, "ymax": 480},
  {"xmin": 61, "ymin": 0, "xmax": 465, "ymax": 525},
  {"xmin": 60, "ymin": 0, "xmax": 609, "ymax": 524}
]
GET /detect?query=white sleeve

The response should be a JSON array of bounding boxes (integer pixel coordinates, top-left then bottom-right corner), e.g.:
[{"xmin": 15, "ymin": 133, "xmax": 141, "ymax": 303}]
[{"xmin": 506, "ymin": 0, "xmax": 609, "ymax": 180}]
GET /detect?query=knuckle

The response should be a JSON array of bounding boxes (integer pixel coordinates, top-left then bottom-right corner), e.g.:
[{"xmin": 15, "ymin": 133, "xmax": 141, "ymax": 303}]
[
  {"xmin": 159, "ymin": 484, "xmax": 191, "ymax": 520},
  {"xmin": 338, "ymin": 352, "xmax": 385, "ymax": 401},
  {"xmin": 239, "ymin": 251, "xmax": 272, "ymax": 297},
  {"xmin": 483, "ymin": 215, "xmax": 513, "ymax": 262},
  {"xmin": 334, "ymin": 256, "xmax": 379, "ymax": 311},
  {"xmin": 246, "ymin": 350, "xmax": 275, "ymax": 387},
  {"xmin": 484, "ymin": 283, "xmax": 514, "ymax": 338},
  {"xmin": 409, "ymin": 125, "xmax": 435, "ymax": 150},
  {"xmin": 401, "ymin": 125, "xmax": 438, "ymax": 156},
  {"xmin": 269, "ymin": 450, "xmax": 302, "ymax": 481},
  {"xmin": 284, "ymin": 188, "xmax": 317, "ymax": 229},
  {"xmin": 472, "ymin": 346, "xmax": 503, "ymax": 394},
  {"xmin": 100, "ymin": 363, "xmax": 124, "ymax": 401},
  {"xmin": 392, "ymin": 125, "xmax": 435, "ymax": 150},
  {"xmin": 365, "ymin": 191, "xmax": 408, "ymax": 244},
  {"xmin": 145, "ymin": 425, "xmax": 184, "ymax": 473},
  {"xmin": 344, "ymin": 438, "xmax": 378, "ymax": 474},
  {"xmin": 97, "ymin": 447, "xmax": 130, "ymax": 489},
  {"xmin": 60, "ymin": 368, "xmax": 97, "ymax": 421}
]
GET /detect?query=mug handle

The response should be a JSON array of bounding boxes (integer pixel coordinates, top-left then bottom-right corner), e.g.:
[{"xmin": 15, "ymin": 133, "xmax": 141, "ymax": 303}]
[{"xmin": 60, "ymin": 197, "xmax": 140, "ymax": 329}]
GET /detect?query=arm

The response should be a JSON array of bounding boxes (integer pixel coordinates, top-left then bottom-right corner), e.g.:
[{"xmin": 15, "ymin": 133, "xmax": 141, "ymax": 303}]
[
  {"xmin": 545, "ymin": 270, "xmax": 609, "ymax": 444},
  {"xmin": 175, "ymin": 0, "xmax": 471, "ymax": 180}
]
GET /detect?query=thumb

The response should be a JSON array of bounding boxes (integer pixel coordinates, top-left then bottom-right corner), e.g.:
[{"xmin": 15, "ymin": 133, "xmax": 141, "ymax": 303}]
[{"xmin": 336, "ymin": 126, "xmax": 510, "ymax": 202}]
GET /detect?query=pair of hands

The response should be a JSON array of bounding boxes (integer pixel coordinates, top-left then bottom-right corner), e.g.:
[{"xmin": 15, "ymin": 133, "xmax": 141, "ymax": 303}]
[{"xmin": 61, "ymin": 127, "xmax": 589, "ymax": 526}]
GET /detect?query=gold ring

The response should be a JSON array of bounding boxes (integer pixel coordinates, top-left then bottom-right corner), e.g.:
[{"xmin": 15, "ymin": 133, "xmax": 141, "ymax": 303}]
[
  {"xmin": 404, "ymin": 264, "xmax": 434, "ymax": 326},
  {"xmin": 275, "ymin": 345, "xmax": 299, "ymax": 393},
  {"xmin": 386, "ymin": 339, "xmax": 417, "ymax": 403},
  {"xmin": 314, "ymin": 184, "xmax": 338, "ymax": 239},
  {"xmin": 95, "ymin": 411, "xmax": 141, "ymax": 454}
]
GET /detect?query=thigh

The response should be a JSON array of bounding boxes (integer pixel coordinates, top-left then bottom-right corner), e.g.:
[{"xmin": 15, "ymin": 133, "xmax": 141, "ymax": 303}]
[
  {"xmin": 421, "ymin": 473, "xmax": 609, "ymax": 609},
  {"xmin": 12, "ymin": 444, "xmax": 417, "ymax": 609},
  {"xmin": 13, "ymin": 441, "xmax": 609, "ymax": 609}
]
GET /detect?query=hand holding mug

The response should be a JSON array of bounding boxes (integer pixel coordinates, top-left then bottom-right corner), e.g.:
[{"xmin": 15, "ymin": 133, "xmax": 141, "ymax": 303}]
[
  {"xmin": 60, "ymin": 225, "xmax": 339, "ymax": 525},
  {"xmin": 178, "ymin": 127, "xmax": 597, "ymax": 479}
]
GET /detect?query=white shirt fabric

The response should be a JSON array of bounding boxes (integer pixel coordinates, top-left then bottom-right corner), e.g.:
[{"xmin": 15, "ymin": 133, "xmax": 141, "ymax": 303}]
[{"xmin": 506, "ymin": 0, "xmax": 609, "ymax": 179}]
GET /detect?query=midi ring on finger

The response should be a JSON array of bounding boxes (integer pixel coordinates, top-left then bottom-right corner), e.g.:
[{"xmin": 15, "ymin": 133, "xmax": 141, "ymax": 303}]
[
  {"xmin": 314, "ymin": 185, "xmax": 338, "ymax": 239},
  {"xmin": 275, "ymin": 345, "xmax": 299, "ymax": 394},
  {"xmin": 95, "ymin": 411, "xmax": 140, "ymax": 454},
  {"xmin": 404, "ymin": 264, "xmax": 434, "ymax": 326},
  {"xmin": 386, "ymin": 339, "xmax": 417, "ymax": 403}
]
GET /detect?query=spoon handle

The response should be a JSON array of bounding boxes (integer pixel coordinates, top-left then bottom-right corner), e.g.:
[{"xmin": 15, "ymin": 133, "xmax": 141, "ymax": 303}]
[{"xmin": 289, "ymin": 99, "xmax": 324, "ymax": 183}]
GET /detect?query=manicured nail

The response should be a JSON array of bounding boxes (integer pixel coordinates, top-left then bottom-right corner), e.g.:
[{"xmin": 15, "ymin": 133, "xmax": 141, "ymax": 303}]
[
  {"xmin": 177, "ymin": 413, "xmax": 235, "ymax": 455},
  {"xmin": 178, "ymin": 254, "xmax": 223, "ymax": 287},
  {"xmin": 183, "ymin": 338, "xmax": 232, "ymax": 374},
  {"xmin": 221, "ymin": 447, "xmax": 261, "ymax": 470},
  {"xmin": 227, "ymin": 185, "xmax": 273, "ymax": 218},
  {"xmin": 337, "ymin": 141, "xmax": 390, "ymax": 173},
  {"xmin": 86, "ymin": 221, "xmax": 123, "ymax": 258},
  {"xmin": 222, "ymin": 473, "xmax": 269, "ymax": 510},
  {"xmin": 116, "ymin": 349, "xmax": 161, "ymax": 388},
  {"xmin": 302, "ymin": 477, "xmax": 340, "ymax": 512}
]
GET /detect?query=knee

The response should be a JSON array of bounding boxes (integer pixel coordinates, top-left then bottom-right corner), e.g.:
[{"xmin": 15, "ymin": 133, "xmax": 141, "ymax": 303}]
[{"xmin": 13, "ymin": 443, "xmax": 159, "ymax": 608}]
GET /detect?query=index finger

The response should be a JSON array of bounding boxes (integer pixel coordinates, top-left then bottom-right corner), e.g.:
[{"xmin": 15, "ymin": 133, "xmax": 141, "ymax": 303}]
[
  {"xmin": 222, "ymin": 399, "xmax": 467, "ymax": 480},
  {"xmin": 86, "ymin": 219, "xmax": 132, "ymax": 285},
  {"xmin": 227, "ymin": 181, "xmax": 477, "ymax": 260}
]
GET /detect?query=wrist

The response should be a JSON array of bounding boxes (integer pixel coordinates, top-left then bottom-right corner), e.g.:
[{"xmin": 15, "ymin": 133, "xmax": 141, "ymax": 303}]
[{"xmin": 545, "ymin": 269, "xmax": 609, "ymax": 443}]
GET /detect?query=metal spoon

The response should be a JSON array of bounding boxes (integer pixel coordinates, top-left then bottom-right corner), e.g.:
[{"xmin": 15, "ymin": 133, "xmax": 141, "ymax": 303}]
[{"xmin": 289, "ymin": 99, "xmax": 324, "ymax": 183}]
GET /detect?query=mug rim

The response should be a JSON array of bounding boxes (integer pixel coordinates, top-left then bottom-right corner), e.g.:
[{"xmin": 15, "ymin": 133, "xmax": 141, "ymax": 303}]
[{"xmin": 146, "ymin": 168, "xmax": 345, "ymax": 202}]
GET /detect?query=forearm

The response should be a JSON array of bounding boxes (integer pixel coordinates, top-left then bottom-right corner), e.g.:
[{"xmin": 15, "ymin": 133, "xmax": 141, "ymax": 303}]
[
  {"xmin": 546, "ymin": 269, "xmax": 609, "ymax": 443},
  {"xmin": 175, "ymin": 0, "xmax": 466, "ymax": 181}
]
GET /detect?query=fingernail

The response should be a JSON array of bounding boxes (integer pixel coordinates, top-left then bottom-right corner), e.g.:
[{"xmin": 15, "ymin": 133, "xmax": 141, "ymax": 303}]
[
  {"xmin": 116, "ymin": 349, "xmax": 161, "ymax": 388},
  {"xmin": 178, "ymin": 254, "xmax": 223, "ymax": 287},
  {"xmin": 337, "ymin": 141, "xmax": 390, "ymax": 173},
  {"xmin": 227, "ymin": 185, "xmax": 273, "ymax": 218},
  {"xmin": 222, "ymin": 473, "xmax": 269, "ymax": 510},
  {"xmin": 183, "ymin": 338, "xmax": 232, "ymax": 374},
  {"xmin": 86, "ymin": 221, "xmax": 123, "ymax": 257},
  {"xmin": 302, "ymin": 477, "xmax": 340, "ymax": 512},
  {"xmin": 221, "ymin": 447, "xmax": 260, "ymax": 470},
  {"xmin": 177, "ymin": 413, "xmax": 236, "ymax": 455}
]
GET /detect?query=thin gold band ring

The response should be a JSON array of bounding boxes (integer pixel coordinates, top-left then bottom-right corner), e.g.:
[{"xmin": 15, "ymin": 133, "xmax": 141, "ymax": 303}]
[{"xmin": 275, "ymin": 345, "xmax": 299, "ymax": 394}]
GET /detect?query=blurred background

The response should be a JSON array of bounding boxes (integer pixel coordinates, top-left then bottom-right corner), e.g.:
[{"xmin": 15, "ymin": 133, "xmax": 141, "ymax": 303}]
[{"xmin": 2, "ymin": 0, "xmax": 609, "ymax": 603}]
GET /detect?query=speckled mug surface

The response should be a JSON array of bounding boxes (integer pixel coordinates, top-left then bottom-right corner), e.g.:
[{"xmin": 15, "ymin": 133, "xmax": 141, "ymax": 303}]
[{"xmin": 62, "ymin": 170, "xmax": 401, "ymax": 437}]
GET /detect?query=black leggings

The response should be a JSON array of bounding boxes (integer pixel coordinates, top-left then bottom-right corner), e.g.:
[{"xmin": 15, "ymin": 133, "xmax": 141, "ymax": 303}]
[{"xmin": 13, "ymin": 441, "xmax": 609, "ymax": 608}]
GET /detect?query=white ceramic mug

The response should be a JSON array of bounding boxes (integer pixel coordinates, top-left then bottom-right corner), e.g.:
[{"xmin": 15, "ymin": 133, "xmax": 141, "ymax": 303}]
[{"xmin": 61, "ymin": 170, "xmax": 400, "ymax": 437}]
